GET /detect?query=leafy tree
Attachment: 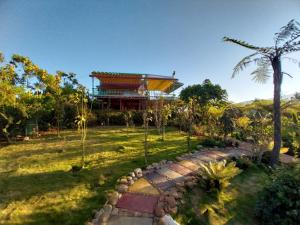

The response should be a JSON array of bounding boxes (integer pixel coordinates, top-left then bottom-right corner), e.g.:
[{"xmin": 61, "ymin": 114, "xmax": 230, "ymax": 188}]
[
  {"xmin": 180, "ymin": 79, "xmax": 228, "ymax": 105},
  {"xmin": 153, "ymin": 97, "xmax": 163, "ymax": 135},
  {"xmin": 224, "ymin": 20, "xmax": 300, "ymax": 166},
  {"xmin": 161, "ymin": 103, "xmax": 172, "ymax": 141},
  {"xmin": 206, "ymin": 105, "xmax": 225, "ymax": 138},
  {"xmin": 71, "ymin": 86, "xmax": 89, "ymax": 168},
  {"xmin": 178, "ymin": 97, "xmax": 200, "ymax": 151},
  {"xmin": 143, "ymin": 109, "xmax": 152, "ymax": 165}
]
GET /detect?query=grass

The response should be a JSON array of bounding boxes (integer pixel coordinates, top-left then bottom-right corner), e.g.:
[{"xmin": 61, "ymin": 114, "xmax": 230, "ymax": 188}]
[
  {"xmin": 175, "ymin": 166, "xmax": 270, "ymax": 225},
  {"xmin": 0, "ymin": 126, "xmax": 197, "ymax": 225}
]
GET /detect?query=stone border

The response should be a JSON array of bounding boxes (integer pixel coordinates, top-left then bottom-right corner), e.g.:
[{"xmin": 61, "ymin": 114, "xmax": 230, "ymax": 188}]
[{"xmin": 86, "ymin": 145, "xmax": 254, "ymax": 225}]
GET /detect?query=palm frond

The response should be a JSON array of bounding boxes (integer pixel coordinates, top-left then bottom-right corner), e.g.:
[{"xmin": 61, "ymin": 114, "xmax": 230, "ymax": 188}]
[
  {"xmin": 275, "ymin": 19, "xmax": 300, "ymax": 47},
  {"xmin": 232, "ymin": 53, "xmax": 257, "ymax": 78},
  {"xmin": 223, "ymin": 37, "xmax": 273, "ymax": 54},
  {"xmin": 250, "ymin": 59, "xmax": 271, "ymax": 83}
]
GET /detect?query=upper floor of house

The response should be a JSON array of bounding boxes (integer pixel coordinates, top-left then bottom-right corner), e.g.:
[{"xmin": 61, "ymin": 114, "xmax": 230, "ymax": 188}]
[{"xmin": 90, "ymin": 71, "xmax": 183, "ymax": 100}]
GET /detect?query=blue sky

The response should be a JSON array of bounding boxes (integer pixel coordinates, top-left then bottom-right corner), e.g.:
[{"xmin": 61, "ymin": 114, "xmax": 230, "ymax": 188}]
[{"xmin": 0, "ymin": 0, "xmax": 300, "ymax": 102}]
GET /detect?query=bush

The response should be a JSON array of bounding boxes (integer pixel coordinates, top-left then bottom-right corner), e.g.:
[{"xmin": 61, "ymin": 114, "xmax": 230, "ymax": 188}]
[
  {"xmin": 199, "ymin": 138, "xmax": 238, "ymax": 148},
  {"xmin": 232, "ymin": 157, "xmax": 254, "ymax": 170},
  {"xmin": 255, "ymin": 170, "xmax": 300, "ymax": 225},
  {"xmin": 200, "ymin": 138, "xmax": 225, "ymax": 148},
  {"xmin": 198, "ymin": 160, "xmax": 242, "ymax": 192}
]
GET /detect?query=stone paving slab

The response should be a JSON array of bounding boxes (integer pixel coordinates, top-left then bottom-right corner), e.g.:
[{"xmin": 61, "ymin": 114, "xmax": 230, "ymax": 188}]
[
  {"xmin": 167, "ymin": 163, "xmax": 193, "ymax": 176},
  {"xmin": 116, "ymin": 192, "xmax": 158, "ymax": 214},
  {"xmin": 178, "ymin": 160, "xmax": 200, "ymax": 171},
  {"xmin": 190, "ymin": 158, "xmax": 207, "ymax": 167},
  {"xmin": 155, "ymin": 179, "xmax": 176, "ymax": 191},
  {"xmin": 144, "ymin": 172, "xmax": 169, "ymax": 185},
  {"xmin": 193, "ymin": 154, "xmax": 215, "ymax": 162},
  {"xmin": 128, "ymin": 178, "xmax": 160, "ymax": 196},
  {"xmin": 201, "ymin": 152, "xmax": 223, "ymax": 160},
  {"xmin": 157, "ymin": 167, "xmax": 184, "ymax": 181},
  {"xmin": 108, "ymin": 216, "xmax": 153, "ymax": 225}
]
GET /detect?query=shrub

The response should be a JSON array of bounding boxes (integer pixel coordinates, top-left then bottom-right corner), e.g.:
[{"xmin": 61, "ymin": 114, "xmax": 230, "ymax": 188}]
[
  {"xmin": 255, "ymin": 170, "xmax": 300, "ymax": 225},
  {"xmin": 199, "ymin": 138, "xmax": 237, "ymax": 148},
  {"xmin": 232, "ymin": 157, "xmax": 254, "ymax": 170},
  {"xmin": 199, "ymin": 138, "xmax": 225, "ymax": 148},
  {"xmin": 198, "ymin": 160, "xmax": 242, "ymax": 192}
]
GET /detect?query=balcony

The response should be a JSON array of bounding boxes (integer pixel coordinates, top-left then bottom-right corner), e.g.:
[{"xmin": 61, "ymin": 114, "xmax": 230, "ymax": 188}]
[{"xmin": 91, "ymin": 88, "xmax": 177, "ymax": 100}]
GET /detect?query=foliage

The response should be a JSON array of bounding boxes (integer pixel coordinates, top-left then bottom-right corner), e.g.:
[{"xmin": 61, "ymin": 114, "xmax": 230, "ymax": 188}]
[
  {"xmin": 180, "ymin": 79, "xmax": 228, "ymax": 105},
  {"xmin": 123, "ymin": 110, "xmax": 133, "ymax": 136},
  {"xmin": 255, "ymin": 165, "xmax": 300, "ymax": 225},
  {"xmin": 71, "ymin": 86, "xmax": 89, "ymax": 167},
  {"xmin": 198, "ymin": 160, "xmax": 241, "ymax": 192},
  {"xmin": 143, "ymin": 108, "xmax": 152, "ymax": 165},
  {"xmin": 161, "ymin": 103, "xmax": 172, "ymax": 140},
  {"xmin": 176, "ymin": 166, "xmax": 269, "ymax": 225},
  {"xmin": 199, "ymin": 137, "xmax": 237, "ymax": 148},
  {"xmin": 0, "ymin": 52, "xmax": 82, "ymax": 142}
]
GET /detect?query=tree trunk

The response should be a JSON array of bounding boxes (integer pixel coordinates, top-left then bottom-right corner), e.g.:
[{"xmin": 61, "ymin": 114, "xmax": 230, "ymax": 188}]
[{"xmin": 271, "ymin": 56, "xmax": 282, "ymax": 167}]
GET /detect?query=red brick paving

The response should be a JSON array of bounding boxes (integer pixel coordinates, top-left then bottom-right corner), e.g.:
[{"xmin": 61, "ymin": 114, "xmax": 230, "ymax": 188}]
[{"xmin": 116, "ymin": 192, "xmax": 159, "ymax": 214}]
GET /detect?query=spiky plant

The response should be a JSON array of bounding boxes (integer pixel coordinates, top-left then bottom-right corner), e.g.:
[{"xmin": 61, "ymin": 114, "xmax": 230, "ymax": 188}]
[
  {"xmin": 198, "ymin": 160, "xmax": 241, "ymax": 192},
  {"xmin": 224, "ymin": 20, "xmax": 300, "ymax": 166}
]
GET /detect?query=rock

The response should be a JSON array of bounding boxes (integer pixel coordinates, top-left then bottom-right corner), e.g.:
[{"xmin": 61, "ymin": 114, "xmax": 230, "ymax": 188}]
[
  {"xmin": 175, "ymin": 156, "xmax": 182, "ymax": 161},
  {"xmin": 169, "ymin": 207, "xmax": 178, "ymax": 214},
  {"xmin": 146, "ymin": 165, "xmax": 153, "ymax": 170},
  {"xmin": 128, "ymin": 180, "xmax": 134, "ymax": 186},
  {"xmin": 129, "ymin": 172, "xmax": 135, "ymax": 177},
  {"xmin": 175, "ymin": 182, "xmax": 184, "ymax": 188},
  {"xmin": 119, "ymin": 178, "xmax": 128, "ymax": 185},
  {"xmin": 165, "ymin": 196, "xmax": 176, "ymax": 208},
  {"xmin": 116, "ymin": 184, "xmax": 128, "ymax": 193},
  {"xmin": 152, "ymin": 162, "xmax": 159, "ymax": 167},
  {"xmin": 159, "ymin": 214, "xmax": 180, "ymax": 225},
  {"xmin": 185, "ymin": 181, "xmax": 196, "ymax": 189},
  {"xmin": 169, "ymin": 190, "xmax": 179, "ymax": 199},
  {"xmin": 133, "ymin": 177, "xmax": 138, "ymax": 181},
  {"xmin": 24, "ymin": 136, "xmax": 30, "ymax": 141},
  {"xmin": 99, "ymin": 204, "xmax": 112, "ymax": 223},
  {"xmin": 94, "ymin": 208, "xmax": 104, "ymax": 220},
  {"xmin": 184, "ymin": 176, "xmax": 194, "ymax": 182},
  {"xmin": 127, "ymin": 176, "xmax": 133, "ymax": 181},
  {"xmin": 111, "ymin": 207, "xmax": 119, "ymax": 216},
  {"xmin": 136, "ymin": 173, "xmax": 143, "ymax": 178},
  {"xmin": 196, "ymin": 145, "xmax": 203, "ymax": 150},
  {"xmin": 134, "ymin": 168, "xmax": 142, "ymax": 175},
  {"xmin": 107, "ymin": 191, "xmax": 119, "ymax": 205},
  {"xmin": 155, "ymin": 202, "xmax": 165, "ymax": 217}
]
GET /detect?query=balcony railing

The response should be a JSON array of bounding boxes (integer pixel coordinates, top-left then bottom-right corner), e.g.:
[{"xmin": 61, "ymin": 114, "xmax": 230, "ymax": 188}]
[{"xmin": 91, "ymin": 88, "xmax": 177, "ymax": 100}]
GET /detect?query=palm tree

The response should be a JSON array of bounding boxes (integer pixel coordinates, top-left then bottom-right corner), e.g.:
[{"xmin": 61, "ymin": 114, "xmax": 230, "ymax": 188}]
[{"xmin": 224, "ymin": 20, "xmax": 300, "ymax": 166}]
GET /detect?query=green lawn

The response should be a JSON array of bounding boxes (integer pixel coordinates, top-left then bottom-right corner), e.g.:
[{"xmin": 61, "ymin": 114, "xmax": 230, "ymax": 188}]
[
  {"xmin": 175, "ymin": 166, "xmax": 270, "ymax": 225},
  {"xmin": 0, "ymin": 127, "xmax": 197, "ymax": 225}
]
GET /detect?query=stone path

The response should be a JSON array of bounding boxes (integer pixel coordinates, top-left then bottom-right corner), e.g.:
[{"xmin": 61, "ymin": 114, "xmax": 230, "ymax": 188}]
[{"xmin": 89, "ymin": 144, "xmax": 299, "ymax": 225}]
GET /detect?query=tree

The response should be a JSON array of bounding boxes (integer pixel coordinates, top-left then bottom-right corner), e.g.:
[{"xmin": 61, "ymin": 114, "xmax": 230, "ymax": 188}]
[
  {"xmin": 161, "ymin": 103, "xmax": 172, "ymax": 141},
  {"xmin": 72, "ymin": 86, "xmax": 89, "ymax": 168},
  {"xmin": 180, "ymin": 79, "xmax": 228, "ymax": 105},
  {"xmin": 123, "ymin": 110, "xmax": 132, "ymax": 136},
  {"xmin": 143, "ymin": 108, "xmax": 152, "ymax": 165},
  {"xmin": 224, "ymin": 20, "xmax": 300, "ymax": 166}
]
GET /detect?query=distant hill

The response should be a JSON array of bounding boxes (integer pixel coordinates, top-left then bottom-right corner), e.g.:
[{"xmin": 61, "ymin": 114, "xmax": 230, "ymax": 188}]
[{"xmin": 238, "ymin": 93, "xmax": 297, "ymax": 105}]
